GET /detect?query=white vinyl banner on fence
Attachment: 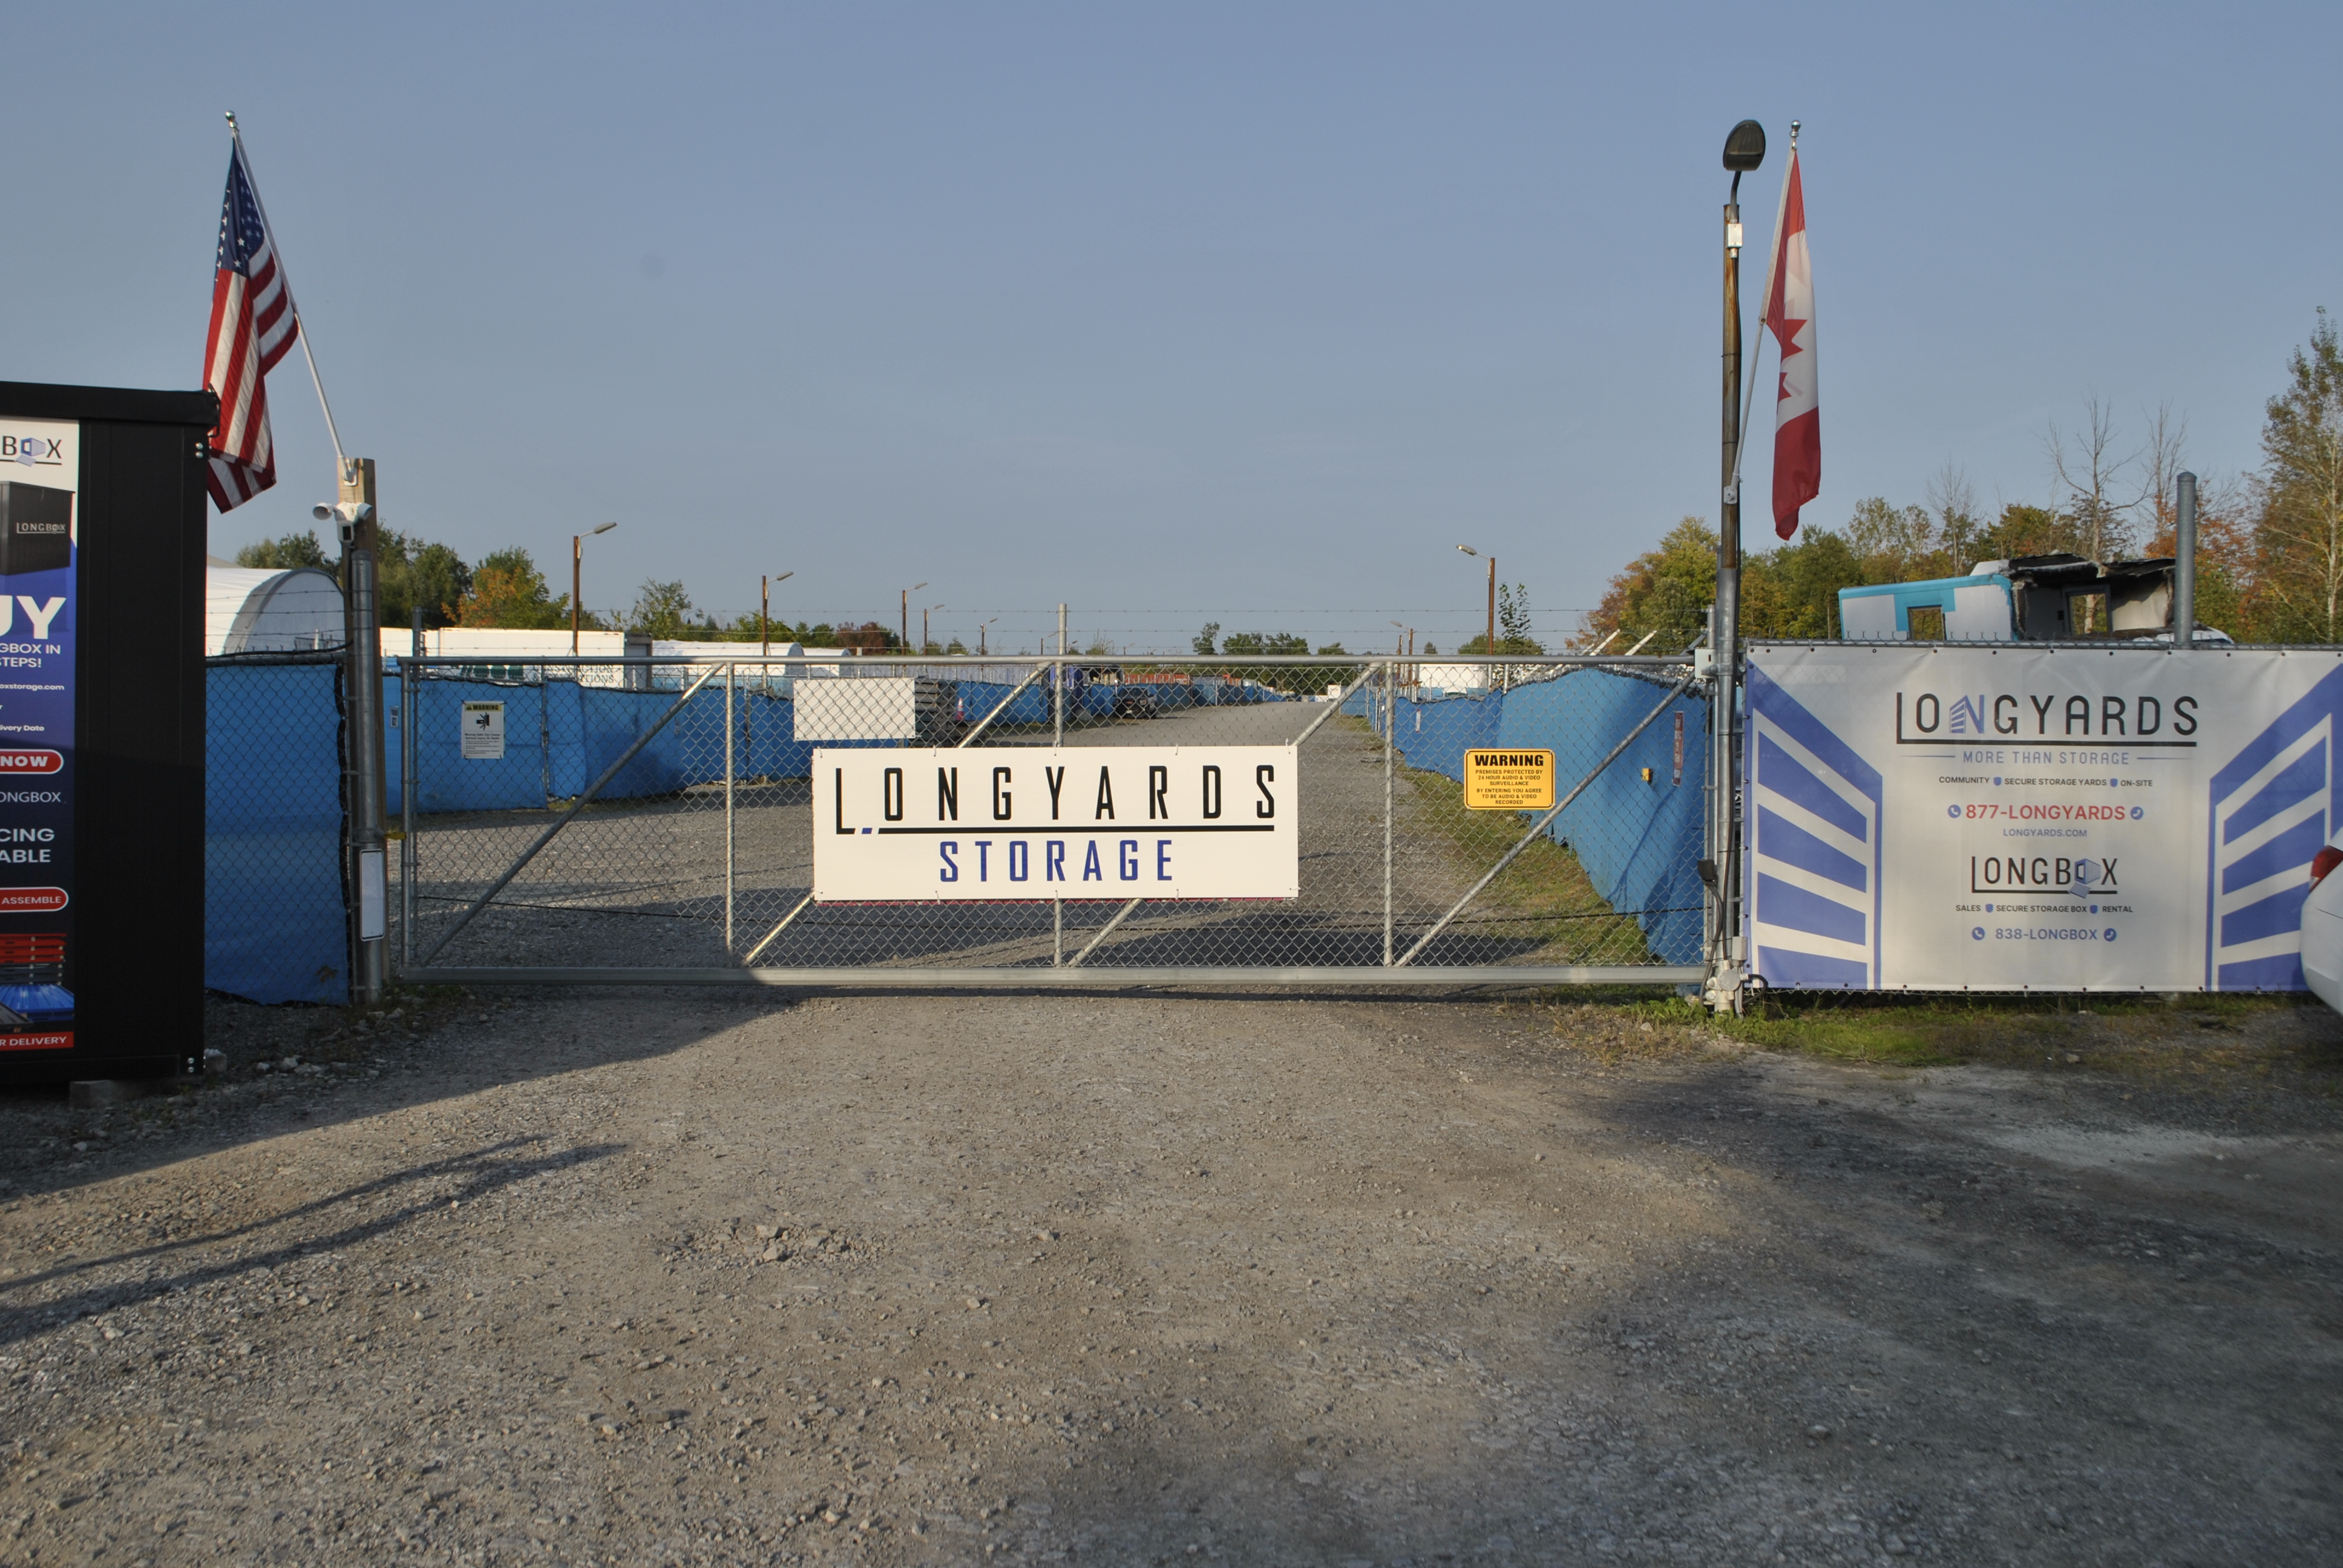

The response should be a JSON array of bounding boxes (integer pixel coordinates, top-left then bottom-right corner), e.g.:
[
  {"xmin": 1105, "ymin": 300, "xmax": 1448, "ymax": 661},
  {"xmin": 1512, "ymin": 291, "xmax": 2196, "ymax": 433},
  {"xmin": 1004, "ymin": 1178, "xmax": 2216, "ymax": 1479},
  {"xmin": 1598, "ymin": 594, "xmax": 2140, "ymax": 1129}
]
[
  {"xmin": 1745, "ymin": 644, "xmax": 2343, "ymax": 992},
  {"xmin": 815, "ymin": 746, "xmax": 1298, "ymax": 902}
]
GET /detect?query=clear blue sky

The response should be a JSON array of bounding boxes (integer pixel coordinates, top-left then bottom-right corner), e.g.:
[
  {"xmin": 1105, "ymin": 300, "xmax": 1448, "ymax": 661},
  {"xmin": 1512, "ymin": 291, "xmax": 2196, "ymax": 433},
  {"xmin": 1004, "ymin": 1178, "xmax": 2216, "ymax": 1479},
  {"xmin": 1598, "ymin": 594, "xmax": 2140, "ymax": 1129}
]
[{"xmin": 6, "ymin": 3, "xmax": 2336, "ymax": 652}]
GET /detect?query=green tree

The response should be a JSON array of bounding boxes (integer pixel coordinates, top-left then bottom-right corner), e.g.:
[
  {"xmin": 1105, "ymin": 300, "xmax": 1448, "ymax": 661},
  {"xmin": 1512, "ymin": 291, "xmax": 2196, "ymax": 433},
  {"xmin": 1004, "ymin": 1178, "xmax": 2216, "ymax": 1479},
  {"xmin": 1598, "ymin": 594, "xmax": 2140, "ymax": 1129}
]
[
  {"xmin": 1926, "ymin": 465, "xmax": 1987, "ymax": 573},
  {"xmin": 1742, "ymin": 527, "xmax": 1864, "ymax": 638},
  {"xmin": 2253, "ymin": 309, "xmax": 2343, "ymax": 642},
  {"xmin": 1845, "ymin": 496, "xmax": 1947, "ymax": 581},
  {"xmin": 455, "ymin": 547, "xmax": 568, "ymax": 629},
  {"xmin": 235, "ymin": 530, "xmax": 330, "ymax": 570},
  {"xmin": 1221, "ymin": 630, "xmax": 1310, "ymax": 656},
  {"xmin": 1973, "ymin": 503, "xmax": 2082, "ymax": 561},
  {"xmin": 2045, "ymin": 395, "xmax": 2146, "ymax": 565},
  {"xmin": 1498, "ymin": 583, "xmax": 1543, "ymax": 652},
  {"xmin": 1583, "ymin": 518, "xmax": 1717, "ymax": 649},
  {"xmin": 1191, "ymin": 622, "xmax": 1220, "ymax": 656},
  {"xmin": 373, "ymin": 529, "xmax": 476, "ymax": 630},
  {"xmin": 628, "ymin": 579, "xmax": 698, "ymax": 638}
]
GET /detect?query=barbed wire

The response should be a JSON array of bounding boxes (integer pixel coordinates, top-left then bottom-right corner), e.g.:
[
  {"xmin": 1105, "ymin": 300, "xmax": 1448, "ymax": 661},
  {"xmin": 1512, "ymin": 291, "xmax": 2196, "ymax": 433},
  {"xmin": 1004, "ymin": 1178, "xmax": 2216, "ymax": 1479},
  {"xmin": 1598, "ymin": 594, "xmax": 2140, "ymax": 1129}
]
[{"xmin": 738, "ymin": 609, "xmax": 1605, "ymax": 657}]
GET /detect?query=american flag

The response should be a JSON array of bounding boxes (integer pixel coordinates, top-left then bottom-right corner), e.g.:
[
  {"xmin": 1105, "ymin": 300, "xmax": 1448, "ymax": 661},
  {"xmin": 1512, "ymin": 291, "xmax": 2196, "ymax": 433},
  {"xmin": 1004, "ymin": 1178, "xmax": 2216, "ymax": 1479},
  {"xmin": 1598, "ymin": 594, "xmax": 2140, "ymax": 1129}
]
[{"xmin": 202, "ymin": 139, "xmax": 300, "ymax": 512}]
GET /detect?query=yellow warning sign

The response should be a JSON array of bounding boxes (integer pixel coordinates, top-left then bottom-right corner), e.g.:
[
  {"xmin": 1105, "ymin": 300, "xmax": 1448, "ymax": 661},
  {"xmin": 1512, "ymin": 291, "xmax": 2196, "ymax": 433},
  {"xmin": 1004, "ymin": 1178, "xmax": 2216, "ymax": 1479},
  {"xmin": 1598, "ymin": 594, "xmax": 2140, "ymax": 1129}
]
[{"xmin": 1462, "ymin": 748, "xmax": 1555, "ymax": 811}]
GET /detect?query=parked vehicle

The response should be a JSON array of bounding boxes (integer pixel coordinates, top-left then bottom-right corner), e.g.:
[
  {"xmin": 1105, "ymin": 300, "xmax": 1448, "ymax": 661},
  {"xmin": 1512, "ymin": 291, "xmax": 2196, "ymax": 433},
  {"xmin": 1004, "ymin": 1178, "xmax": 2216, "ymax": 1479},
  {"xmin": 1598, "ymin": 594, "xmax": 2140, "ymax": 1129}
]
[{"xmin": 2301, "ymin": 832, "xmax": 2343, "ymax": 1013}]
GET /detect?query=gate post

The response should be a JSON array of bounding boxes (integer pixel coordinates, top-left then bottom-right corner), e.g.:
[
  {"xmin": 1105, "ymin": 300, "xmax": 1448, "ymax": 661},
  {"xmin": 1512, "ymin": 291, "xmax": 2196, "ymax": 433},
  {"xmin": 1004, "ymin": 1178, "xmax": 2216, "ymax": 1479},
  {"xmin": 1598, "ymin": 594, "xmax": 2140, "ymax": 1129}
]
[
  {"xmin": 1383, "ymin": 659, "xmax": 1395, "ymax": 966},
  {"xmin": 337, "ymin": 459, "xmax": 388, "ymax": 1007},
  {"xmin": 1708, "ymin": 131, "xmax": 1754, "ymax": 1015}
]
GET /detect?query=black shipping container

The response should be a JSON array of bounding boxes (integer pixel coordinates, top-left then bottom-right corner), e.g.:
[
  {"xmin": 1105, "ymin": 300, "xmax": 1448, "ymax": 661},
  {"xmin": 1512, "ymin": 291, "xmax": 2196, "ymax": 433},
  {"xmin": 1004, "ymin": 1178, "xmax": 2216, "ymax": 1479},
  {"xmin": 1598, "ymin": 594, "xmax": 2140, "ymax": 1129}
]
[{"xmin": 0, "ymin": 382, "xmax": 215, "ymax": 1083}]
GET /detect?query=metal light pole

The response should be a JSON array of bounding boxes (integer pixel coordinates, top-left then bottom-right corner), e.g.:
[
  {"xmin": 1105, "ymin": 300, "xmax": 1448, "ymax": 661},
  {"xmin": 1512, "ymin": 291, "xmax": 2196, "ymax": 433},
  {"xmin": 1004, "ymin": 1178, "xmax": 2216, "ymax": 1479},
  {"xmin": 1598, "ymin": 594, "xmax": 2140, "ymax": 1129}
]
[
  {"xmin": 978, "ymin": 616, "xmax": 998, "ymax": 656},
  {"xmin": 1712, "ymin": 118, "xmax": 1767, "ymax": 1011},
  {"xmin": 1457, "ymin": 545, "xmax": 1496, "ymax": 669},
  {"xmin": 573, "ymin": 521, "xmax": 616, "ymax": 655},
  {"xmin": 923, "ymin": 603, "xmax": 945, "ymax": 654},
  {"xmin": 900, "ymin": 582, "xmax": 927, "ymax": 653},
  {"xmin": 760, "ymin": 569, "xmax": 794, "ymax": 657}
]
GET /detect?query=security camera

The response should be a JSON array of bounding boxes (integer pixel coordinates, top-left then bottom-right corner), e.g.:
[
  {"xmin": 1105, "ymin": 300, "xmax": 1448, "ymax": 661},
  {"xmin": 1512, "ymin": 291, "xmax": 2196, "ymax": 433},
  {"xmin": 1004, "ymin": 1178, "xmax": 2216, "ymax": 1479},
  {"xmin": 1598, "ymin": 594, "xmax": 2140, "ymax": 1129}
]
[{"xmin": 312, "ymin": 500, "xmax": 375, "ymax": 545}]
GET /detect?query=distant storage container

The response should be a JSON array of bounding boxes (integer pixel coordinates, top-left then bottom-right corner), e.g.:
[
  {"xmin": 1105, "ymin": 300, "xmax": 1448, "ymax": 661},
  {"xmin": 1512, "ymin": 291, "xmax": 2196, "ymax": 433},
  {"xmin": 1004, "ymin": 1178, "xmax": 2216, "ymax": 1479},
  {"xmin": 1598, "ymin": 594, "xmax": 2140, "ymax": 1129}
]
[{"xmin": 793, "ymin": 676, "xmax": 960, "ymax": 742}]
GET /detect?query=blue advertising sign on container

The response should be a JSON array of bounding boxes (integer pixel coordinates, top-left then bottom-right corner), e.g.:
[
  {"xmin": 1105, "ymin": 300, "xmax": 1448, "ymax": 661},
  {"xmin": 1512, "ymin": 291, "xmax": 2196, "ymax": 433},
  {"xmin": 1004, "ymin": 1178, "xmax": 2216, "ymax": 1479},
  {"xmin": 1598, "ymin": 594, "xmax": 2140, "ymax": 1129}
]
[{"xmin": 0, "ymin": 419, "xmax": 76, "ymax": 1051}]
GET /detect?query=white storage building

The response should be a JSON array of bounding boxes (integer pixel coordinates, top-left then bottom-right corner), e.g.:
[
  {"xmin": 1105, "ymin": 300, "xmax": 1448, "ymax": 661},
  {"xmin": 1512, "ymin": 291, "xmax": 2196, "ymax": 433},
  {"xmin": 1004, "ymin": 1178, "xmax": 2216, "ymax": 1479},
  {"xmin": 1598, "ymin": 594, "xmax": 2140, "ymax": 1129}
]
[{"xmin": 205, "ymin": 563, "xmax": 347, "ymax": 656}]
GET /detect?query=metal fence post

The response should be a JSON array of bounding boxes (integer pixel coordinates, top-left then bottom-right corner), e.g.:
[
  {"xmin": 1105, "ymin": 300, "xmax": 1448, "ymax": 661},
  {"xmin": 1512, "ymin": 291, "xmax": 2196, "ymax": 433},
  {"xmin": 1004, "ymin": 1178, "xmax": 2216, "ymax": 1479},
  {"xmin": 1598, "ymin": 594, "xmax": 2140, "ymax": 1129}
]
[
  {"xmin": 399, "ymin": 656, "xmax": 416, "ymax": 977},
  {"xmin": 2174, "ymin": 471, "xmax": 2198, "ymax": 648},
  {"xmin": 1383, "ymin": 659, "xmax": 1395, "ymax": 965},
  {"xmin": 1054, "ymin": 610, "xmax": 1066, "ymax": 965},
  {"xmin": 724, "ymin": 660, "xmax": 736, "ymax": 953}
]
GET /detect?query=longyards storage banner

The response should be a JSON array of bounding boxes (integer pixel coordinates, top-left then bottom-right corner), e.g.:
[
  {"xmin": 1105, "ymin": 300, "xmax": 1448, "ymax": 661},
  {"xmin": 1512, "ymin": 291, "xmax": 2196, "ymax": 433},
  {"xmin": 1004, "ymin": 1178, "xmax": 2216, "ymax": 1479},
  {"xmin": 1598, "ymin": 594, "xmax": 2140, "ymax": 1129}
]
[
  {"xmin": 0, "ymin": 419, "xmax": 75, "ymax": 1047},
  {"xmin": 816, "ymin": 746, "xmax": 1298, "ymax": 901},
  {"xmin": 1745, "ymin": 643, "xmax": 2343, "ymax": 992}
]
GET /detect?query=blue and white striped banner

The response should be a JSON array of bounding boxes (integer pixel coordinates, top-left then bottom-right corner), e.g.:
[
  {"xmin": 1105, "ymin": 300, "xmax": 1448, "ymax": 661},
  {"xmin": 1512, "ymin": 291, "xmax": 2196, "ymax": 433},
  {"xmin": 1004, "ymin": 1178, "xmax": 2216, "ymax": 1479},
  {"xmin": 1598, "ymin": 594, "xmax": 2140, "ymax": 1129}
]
[{"xmin": 1744, "ymin": 644, "xmax": 2343, "ymax": 993}]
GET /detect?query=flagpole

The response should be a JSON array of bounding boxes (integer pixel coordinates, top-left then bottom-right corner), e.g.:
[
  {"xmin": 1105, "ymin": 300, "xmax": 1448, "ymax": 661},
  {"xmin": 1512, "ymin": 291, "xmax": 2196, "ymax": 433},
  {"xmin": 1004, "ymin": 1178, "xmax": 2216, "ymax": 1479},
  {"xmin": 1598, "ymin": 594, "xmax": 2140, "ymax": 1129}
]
[
  {"xmin": 224, "ymin": 111, "xmax": 349, "ymax": 478},
  {"xmin": 1727, "ymin": 123, "xmax": 1798, "ymax": 509}
]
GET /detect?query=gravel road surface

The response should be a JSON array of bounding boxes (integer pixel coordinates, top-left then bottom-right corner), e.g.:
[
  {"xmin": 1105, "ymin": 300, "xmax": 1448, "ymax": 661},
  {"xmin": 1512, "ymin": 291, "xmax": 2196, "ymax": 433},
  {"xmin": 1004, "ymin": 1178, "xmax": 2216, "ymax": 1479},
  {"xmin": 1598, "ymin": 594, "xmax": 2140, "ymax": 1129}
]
[{"xmin": 0, "ymin": 988, "xmax": 2335, "ymax": 1566}]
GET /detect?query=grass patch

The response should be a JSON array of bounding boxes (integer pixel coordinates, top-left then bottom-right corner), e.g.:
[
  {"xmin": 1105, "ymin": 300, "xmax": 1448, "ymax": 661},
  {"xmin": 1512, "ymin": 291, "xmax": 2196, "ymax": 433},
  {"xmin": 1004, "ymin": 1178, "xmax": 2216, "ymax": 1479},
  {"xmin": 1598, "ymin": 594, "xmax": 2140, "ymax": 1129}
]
[
  {"xmin": 1397, "ymin": 762, "xmax": 1657, "ymax": 965},
  {"xmin": 1613, "ymin": 988, "xmax": 2343, "ymax": 1096}
]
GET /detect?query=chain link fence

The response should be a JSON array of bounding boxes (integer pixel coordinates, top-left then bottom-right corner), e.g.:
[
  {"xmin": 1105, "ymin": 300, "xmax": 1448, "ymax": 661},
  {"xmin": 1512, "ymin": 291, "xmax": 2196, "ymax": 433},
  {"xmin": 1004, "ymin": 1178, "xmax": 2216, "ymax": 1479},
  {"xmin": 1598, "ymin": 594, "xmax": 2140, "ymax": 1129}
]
[
  {"xmin": 392, "ymin": 654, "xmax": 1708, "ymax": 988},
  {"xmin": 206, "ymin": 653, "xmax": 351, "ymax": 1004}
]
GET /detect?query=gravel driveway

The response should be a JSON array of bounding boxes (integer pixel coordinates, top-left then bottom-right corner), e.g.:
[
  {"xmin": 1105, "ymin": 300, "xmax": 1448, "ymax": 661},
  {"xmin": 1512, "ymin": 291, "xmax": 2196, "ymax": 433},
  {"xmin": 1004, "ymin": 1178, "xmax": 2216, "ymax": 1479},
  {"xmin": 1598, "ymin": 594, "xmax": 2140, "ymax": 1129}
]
[{"xmin": 0, "ymin": 988, "xmax": 2335, "ymax": 1566}]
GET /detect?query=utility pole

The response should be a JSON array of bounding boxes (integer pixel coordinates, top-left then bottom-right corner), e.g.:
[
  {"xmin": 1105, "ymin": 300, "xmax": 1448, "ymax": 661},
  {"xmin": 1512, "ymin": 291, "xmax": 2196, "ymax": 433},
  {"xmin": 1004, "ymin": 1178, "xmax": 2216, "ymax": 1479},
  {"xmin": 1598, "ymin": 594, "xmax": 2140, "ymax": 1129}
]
[
  {"xmin": 1486, "ymin": 559, "xmax": 1496, "ymax": 656},
  {"xmin": 761, "ymin": 570, "xmax": 793, "ymax": 658},
  {"xmin": 900, "ymin": 582, "xmax": 927, "ymax": 653},
  {"xmin": 573, "ymin": 521, "xmax": 615, "ymax": 655},
  {"xmin": 1712, "ymin": 119, "xmax": 1766, "ymax": 1013},
  {"xmin": 1457, "ymin": 545, "xmax": 1497, "ymax": 681},
  {"xmin": 333, "ymin": 459, "xmax": 387, "ymax": 1005}
]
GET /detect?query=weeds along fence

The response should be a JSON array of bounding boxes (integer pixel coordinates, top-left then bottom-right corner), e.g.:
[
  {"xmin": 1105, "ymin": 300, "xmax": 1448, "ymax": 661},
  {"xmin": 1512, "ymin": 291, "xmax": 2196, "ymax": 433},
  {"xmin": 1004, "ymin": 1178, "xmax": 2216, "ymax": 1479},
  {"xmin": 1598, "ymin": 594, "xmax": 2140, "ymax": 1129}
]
[{"xmin": 382, "ymin": 653, "xmax": 1709, "ymax": 989}]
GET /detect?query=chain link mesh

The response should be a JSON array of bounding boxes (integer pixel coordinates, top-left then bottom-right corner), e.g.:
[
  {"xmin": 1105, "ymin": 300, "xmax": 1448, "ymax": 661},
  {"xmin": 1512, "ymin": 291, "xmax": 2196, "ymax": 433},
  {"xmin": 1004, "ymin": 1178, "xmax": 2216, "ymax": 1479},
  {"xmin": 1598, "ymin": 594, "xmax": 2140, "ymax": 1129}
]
[
  {"xmin": 208, "ymin": 654, "xmax": 350, "ymax": 1004},
  {"xmin": 393, "ymin": 656, "xmax": 1705, "ymax": 978}
]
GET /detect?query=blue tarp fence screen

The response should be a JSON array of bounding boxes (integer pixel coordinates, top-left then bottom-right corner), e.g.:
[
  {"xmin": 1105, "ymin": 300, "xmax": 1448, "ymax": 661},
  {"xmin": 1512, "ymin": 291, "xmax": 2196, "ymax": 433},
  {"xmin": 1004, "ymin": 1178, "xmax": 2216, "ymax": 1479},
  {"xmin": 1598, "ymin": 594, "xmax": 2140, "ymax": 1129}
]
[
  {"xmin": 206, "ymin": 658, "xmax": 347, "ymax": 1005},
  {"xmin": 1349, "ymin": 669, "xmax": 1709, "ymax": 963}
]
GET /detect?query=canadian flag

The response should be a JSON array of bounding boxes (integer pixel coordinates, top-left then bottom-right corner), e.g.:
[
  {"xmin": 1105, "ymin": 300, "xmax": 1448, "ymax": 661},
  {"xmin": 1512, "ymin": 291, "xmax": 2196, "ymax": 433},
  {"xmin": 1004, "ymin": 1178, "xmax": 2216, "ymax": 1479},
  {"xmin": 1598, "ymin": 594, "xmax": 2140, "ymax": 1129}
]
[{"xmin": 1764, "ymin": 146, "xmax": 1818, "ymax": 540}]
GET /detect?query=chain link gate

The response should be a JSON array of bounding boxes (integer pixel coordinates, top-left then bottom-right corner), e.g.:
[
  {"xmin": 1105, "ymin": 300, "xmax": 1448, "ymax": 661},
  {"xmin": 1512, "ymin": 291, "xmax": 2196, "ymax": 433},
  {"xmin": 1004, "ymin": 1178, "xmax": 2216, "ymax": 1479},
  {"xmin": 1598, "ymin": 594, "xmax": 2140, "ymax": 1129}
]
[{"xmin": 390, "ymin": 653, "xmax": 1708, "ymax": 990}]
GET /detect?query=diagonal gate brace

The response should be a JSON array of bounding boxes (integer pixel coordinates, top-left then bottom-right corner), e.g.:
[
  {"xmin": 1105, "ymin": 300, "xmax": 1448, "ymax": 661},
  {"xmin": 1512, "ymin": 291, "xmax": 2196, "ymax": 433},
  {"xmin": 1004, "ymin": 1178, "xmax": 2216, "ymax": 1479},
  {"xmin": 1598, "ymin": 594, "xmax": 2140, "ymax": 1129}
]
[
  {"xmin": 418, "ymin": 662, "xmax": 727, "ymax": 966},
  {"xmin": 1392, "ymin": 670, "xmax": 1694, "ymax": 968}
]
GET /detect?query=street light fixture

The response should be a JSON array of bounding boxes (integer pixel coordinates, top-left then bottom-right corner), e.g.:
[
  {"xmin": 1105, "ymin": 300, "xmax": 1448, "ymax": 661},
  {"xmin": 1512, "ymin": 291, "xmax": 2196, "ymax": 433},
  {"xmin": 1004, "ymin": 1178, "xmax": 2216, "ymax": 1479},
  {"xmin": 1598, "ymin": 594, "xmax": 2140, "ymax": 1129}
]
[
  {"xmin": 900, "ymin": 582, "xmax": 928, "ymax": 653},
  {"xmin": 760, "ymin": 570, "xmax": 794, "ymax": 658},
  {"xmin": 1457, "ymin": 544, "xmax": 1495, "ymax": 659},
  {"xmin": 978, "ymin": 616, "xmax": 999, "ymax": 656},
  {"xmin": 1711, "ymin": 117, "xmax": 1768, "ymax": 1005},
  {"xmin": 923, "ymin": 603, "xmax": 946, "ymax": 655},
  {"xmin": 573, "ymin": 521, "xmax": 617, "ymax": 655}
]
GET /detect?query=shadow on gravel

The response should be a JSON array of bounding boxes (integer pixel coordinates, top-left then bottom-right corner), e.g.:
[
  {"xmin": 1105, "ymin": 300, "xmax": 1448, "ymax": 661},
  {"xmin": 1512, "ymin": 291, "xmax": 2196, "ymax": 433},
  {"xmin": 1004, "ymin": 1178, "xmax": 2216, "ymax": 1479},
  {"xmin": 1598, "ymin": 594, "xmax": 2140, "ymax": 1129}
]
[{"xmin": 0, "ymin": 1136, "xmax": 617, "ymax": 1347}]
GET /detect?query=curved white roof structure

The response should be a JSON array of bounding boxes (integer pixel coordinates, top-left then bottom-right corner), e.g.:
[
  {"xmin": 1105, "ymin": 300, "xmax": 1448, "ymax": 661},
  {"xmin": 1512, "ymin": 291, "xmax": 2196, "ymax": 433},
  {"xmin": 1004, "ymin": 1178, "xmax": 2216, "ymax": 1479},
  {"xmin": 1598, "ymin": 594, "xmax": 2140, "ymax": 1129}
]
[{"xmin": 206, "ymin": 566, "xmax": 346, "ymax": 656}]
